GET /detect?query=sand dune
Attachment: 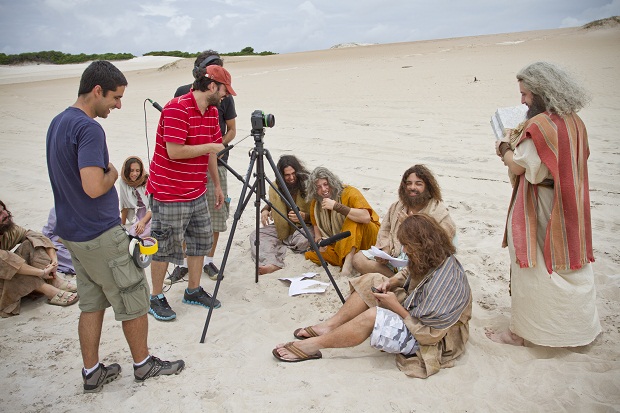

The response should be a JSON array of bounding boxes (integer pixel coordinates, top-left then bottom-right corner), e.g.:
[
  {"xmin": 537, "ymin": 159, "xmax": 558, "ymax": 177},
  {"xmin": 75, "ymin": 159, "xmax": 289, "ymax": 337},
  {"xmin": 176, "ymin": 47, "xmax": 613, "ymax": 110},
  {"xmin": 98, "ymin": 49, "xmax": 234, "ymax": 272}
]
[{"xmin": 0, "ymin": 24, "xmax": 619, "ymax": 412}]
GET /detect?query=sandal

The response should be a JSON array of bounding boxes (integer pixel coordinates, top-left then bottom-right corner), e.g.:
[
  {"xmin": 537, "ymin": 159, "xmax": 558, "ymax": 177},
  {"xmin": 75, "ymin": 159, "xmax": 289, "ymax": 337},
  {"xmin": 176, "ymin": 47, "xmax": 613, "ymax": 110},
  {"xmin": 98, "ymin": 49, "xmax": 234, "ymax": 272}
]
[
  {"xmin": 293, "ymin": 326, "xmax": 320, "ymax": 340},
  {"xmin": 48, "ymin": 291, "xmax": 79, "ymax": 307},
  {"xmin": 53, "ymin": 277, "xmax": 77, "ymax": 293},
  {"xmin": 272, "ymin": 342, "xmax": 322, "ymax": 363}
]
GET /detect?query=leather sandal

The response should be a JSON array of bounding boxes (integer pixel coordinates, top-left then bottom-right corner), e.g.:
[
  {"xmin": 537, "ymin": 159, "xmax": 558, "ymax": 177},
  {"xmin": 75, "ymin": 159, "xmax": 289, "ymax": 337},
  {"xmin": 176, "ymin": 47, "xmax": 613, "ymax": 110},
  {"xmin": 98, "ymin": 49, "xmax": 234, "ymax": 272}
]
[{"xmin": 47, "ymin": 291, "xmax": 79, "ymax": 307}]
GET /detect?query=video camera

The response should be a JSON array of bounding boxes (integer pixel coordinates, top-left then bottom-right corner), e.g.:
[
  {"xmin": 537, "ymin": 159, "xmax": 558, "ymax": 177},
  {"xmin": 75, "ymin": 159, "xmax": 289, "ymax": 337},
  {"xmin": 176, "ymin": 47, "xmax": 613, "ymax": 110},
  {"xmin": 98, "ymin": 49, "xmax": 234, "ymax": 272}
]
[{"xmin": 251, "ymin": 110, "xmax": 275, "ymax": 131}]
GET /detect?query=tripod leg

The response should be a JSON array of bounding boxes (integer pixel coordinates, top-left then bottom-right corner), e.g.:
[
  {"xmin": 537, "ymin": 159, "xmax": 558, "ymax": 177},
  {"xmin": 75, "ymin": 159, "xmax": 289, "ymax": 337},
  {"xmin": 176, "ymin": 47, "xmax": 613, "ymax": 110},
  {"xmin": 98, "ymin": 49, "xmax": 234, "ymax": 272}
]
[
  {"xmin": 264, "ymin": 149, "xmax": 346, "ymax": 303},
  {"xmin": 200, "ymin": 151, "xmax": 260, "ymax": 343}
]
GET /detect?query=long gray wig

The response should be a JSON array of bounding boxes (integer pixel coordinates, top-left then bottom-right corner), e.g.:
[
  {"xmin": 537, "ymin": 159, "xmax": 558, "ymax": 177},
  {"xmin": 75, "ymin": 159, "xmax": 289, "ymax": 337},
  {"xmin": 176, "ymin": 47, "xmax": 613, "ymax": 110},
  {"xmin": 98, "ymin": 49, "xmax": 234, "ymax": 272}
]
[
  {"xmin": 306, "ymin": 167, "xmax": 345, "ymax": 203},
  {"xmin": 517, "ymin": 61, "xmax": 590, "ymax": 116}
]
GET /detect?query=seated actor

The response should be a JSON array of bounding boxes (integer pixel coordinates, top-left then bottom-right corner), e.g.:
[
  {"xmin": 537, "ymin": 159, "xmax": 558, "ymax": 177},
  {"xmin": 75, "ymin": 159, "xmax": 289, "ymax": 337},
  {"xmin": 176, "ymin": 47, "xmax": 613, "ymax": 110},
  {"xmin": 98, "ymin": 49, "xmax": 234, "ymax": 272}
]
[
  {"xmin": 250, "ymin": 155, "xmax": 312, "ymax": 274},
  {"xmin": 41, "ymin": 207, "xmax": 76, "ymax": 275},
  {"xmin": 273, "ymin": 214, "xmax": 472, "ymax": 379},
  {"xmin": 304, "ymin": 167, "xmax": 380, "ymax": 276},
  {"xmin": 353, "ymin": 164, "xmax": 456, "ymax": 278},
  {"xmin": 1, "ymin": 200, "xmax": 78, "ymax": 317}
]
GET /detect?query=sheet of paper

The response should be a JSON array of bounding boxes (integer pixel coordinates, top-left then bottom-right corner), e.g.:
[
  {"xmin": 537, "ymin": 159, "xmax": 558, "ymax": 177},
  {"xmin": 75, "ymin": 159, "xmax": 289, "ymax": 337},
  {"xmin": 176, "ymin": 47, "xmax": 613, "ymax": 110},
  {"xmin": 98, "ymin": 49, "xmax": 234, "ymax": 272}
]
[
  {"xmin": 369, "ymin": 246, "xmax": 408, "ymax": 267},
  {"xmin": 278, "ymin": 272, "xmax": 330, "ymax": 296}
]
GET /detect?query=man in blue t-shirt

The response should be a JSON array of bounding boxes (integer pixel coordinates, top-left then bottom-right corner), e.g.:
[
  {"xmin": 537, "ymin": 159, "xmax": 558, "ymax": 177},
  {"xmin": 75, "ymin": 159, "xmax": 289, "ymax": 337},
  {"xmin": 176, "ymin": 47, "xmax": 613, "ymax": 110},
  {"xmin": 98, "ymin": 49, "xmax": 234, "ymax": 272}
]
[{"xmin": 46, "ymin": 60, "xmax": 184, "ymax": 393}]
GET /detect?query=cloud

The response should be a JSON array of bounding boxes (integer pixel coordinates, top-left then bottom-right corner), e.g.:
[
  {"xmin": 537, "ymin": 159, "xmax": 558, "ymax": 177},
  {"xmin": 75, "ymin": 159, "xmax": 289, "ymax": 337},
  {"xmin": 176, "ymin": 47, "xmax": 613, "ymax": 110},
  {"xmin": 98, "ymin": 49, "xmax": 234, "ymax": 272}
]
[{"xmin": 167, "ymin": 15, "xmax": 194, "ymax": 37}]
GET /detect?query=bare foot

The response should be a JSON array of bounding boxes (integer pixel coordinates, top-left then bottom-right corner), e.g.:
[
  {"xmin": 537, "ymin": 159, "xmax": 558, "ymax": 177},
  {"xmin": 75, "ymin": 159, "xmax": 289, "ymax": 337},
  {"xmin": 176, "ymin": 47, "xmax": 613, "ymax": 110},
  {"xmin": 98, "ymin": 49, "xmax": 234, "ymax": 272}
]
[
  {"xmin": 485, "ymin": 328, "xmax": 525, "ymax": 346},
  {"xmin": 340, "ymin": 252, "xmax": 354, "ymax": 277},
  {"xmin": 258, "ymin": 264, "xmax": 281, "ymax": 275}
]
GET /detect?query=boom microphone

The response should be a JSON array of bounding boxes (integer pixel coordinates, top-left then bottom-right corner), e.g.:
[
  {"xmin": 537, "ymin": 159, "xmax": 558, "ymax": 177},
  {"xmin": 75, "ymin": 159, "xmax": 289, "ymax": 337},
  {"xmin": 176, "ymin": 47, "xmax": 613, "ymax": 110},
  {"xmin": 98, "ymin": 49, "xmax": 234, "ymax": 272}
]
[
  {"xmin": 147, "ymin": 98, "xmax": 163, "ymax": 112},
  {"xmin": 318, "ymin": 231, "xmax": 351, "ymax": 247}
]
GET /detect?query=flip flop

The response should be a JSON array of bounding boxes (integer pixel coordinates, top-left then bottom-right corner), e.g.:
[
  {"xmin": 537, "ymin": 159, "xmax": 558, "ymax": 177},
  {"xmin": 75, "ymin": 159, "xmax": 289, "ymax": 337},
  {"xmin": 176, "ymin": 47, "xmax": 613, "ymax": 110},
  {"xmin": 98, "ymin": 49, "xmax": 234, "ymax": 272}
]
[
  {"xmin": 272, "ymin": 342, "xmax": 322, "ymax": 363},
  {"xmin": 293, "ymin": 326, "xmax": 320, "ymax": 340},
  {"xmin": 47, "ymin": 291, "xmax": 79, "ymax": 307}
]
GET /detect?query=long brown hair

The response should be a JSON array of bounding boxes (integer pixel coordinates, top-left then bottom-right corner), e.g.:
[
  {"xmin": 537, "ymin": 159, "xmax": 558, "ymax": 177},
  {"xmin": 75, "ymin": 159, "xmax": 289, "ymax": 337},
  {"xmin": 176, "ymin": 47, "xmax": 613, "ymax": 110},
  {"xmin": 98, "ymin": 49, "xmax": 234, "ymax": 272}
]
[{"xmin": 397, "ymin": 214, "xmax": 455, "ymax": 279}]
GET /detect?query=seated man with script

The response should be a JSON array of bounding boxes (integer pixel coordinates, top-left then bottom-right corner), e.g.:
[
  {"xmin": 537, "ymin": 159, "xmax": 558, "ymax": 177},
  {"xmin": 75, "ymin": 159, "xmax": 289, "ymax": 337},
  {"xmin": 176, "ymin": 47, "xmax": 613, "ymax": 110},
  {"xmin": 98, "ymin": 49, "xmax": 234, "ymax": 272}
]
[
  {"xmin": 250, "ymin": 155, "xmax": 312, "ymax": 274},
  {"xmin": 304, "ymin": 167, "xmax": 380, "ymax": 276},
  {"xmin": 353, "ymin": 164, "xmax": 456, "ymax": 278}
]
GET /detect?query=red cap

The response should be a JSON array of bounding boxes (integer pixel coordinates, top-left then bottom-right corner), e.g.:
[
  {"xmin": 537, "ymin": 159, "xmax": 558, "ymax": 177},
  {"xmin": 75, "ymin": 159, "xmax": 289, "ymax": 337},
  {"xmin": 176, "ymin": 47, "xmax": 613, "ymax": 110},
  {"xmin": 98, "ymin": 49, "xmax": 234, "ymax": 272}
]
[{"xmin": 205, "ymin": 65, "xmax": 236, "ymax": 96}]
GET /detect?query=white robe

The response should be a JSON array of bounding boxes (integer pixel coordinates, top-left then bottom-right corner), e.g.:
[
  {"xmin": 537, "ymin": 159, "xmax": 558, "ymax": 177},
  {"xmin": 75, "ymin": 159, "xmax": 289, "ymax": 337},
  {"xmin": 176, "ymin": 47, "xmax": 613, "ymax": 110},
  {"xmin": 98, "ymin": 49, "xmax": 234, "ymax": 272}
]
[{"xmin": 507, "ymin": 140, "xmax": 601, "ymax": 347}]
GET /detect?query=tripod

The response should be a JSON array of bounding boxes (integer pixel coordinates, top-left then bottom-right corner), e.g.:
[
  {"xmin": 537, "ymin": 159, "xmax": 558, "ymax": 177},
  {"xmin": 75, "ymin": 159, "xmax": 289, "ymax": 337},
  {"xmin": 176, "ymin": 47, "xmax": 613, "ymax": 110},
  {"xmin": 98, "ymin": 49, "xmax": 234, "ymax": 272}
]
[{"xmin": 200, "ymin": 117, "xmax": 345, "ymax": 343}]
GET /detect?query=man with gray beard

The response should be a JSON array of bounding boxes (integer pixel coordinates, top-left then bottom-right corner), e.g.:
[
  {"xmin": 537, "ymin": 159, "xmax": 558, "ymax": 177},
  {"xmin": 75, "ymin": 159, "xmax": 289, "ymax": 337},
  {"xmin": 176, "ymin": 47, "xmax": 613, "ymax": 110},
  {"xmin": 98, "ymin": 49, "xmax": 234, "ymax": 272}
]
[
  {"xmin": 353, "ymin": 165, "xmax": 456, "ymax": 278},
  {"xmin": 488, "ymin": 61, "xmax": 601, "ymax": 347}
]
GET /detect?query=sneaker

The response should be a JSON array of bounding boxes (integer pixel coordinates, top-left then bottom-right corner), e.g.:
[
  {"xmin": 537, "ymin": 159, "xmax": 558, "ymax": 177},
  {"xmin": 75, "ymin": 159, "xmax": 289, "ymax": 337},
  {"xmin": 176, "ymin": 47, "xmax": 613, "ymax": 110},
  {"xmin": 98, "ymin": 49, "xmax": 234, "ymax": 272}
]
[
  {"xmin": 82, "ymin": 363, "xmax": 121, "ymax": 393},
  {"xmin": 182, "ymin": 286, "xmax": 221, "ymax": 309},
  {"xmin": 203, "ymin": 262, "xmax": 219, "ymax": 281},
  {"xmin": 164, "ymin": 266, "xmax": 188, "ymax": 285},
  {"xmin": 148, "ymin": 295, "xmax": 176, "ymax": 321},
  {"xmin": 134, "ymin": 355, "xmax": 185, "ymax": 382}
]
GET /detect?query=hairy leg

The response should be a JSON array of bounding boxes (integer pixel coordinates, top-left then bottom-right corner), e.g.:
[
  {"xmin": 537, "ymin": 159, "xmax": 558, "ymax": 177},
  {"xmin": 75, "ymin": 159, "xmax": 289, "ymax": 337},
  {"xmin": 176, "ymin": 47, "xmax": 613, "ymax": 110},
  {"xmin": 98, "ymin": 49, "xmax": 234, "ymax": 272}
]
[
  {"xmin": 295, "ymin": 291, "xmax": 369, "ymax": 338},
  {"xmin": 186, "ymin": 256, "xmax": 204, "ymax": 290},
  {"xmin": 208, "ymin": 232, "xmax": 220, "ymax": 259},
  {"xmin": 275, "ymin": 307, "xmax": 377, "ymax": 359},
  {"xmin": 122, "ymin": 314, "xmax": 150, "ymax": 362},
  {"xmin": 79, "ymin": 310, "xmax": 105, "ymax": 369},
  {"xmin": 150, "ymin": 260, "xmax": 168, "ymax": 296}
]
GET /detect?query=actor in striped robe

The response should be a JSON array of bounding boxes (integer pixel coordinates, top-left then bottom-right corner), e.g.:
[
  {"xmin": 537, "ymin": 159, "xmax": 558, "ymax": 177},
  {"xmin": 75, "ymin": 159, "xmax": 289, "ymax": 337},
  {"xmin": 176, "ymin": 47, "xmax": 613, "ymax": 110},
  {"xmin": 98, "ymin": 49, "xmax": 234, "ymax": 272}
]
[{"xmin": 490, "ymin": 61, "xmax": 601, "ymax": 347}]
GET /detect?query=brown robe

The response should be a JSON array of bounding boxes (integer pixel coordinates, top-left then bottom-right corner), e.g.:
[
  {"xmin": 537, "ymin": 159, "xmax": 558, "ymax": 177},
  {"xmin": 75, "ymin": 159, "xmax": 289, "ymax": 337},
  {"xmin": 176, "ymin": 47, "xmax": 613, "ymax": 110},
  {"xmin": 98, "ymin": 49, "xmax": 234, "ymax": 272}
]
[{"xmin": 1, "ymin": 225, "xmax": 55, "ymax": 317}]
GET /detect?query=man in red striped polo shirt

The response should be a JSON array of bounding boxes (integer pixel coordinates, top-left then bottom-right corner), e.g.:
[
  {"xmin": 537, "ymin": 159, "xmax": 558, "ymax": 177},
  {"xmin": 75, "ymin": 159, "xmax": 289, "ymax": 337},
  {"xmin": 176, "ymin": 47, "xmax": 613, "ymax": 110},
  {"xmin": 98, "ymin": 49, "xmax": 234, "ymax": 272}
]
[{"xmin": 146, "ymin": 63, "xmax": 236, "ymax": 321}]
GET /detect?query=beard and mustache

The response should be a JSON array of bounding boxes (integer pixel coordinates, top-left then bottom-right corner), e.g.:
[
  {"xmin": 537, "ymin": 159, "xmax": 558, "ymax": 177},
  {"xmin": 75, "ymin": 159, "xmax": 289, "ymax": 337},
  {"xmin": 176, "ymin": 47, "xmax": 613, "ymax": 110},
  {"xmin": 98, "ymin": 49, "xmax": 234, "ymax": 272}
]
[
  {"xmin": 0, "ymin": 214, "xmax": 15, "ymax": 235},
  {"xmin": 402, "ymin": 188, "xmax": 432, "ymax": 210},
  {"xmin": 526, "ymin": 94, "xmax": 547, "ymax": 119}
]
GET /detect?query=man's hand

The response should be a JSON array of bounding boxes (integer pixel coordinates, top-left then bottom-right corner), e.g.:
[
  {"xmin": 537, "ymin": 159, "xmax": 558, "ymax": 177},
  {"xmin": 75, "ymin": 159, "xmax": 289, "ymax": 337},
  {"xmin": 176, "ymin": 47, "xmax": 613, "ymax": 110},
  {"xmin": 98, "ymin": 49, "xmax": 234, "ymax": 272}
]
[
  {"xmin": 321, "ymin": 198, "xmax": 336, "ymax": 210},
  {"xmin": 214, "ymin": 186, "xmax": 225, "ymax": 210},
  {"xmin": 288, "ymin": 210, "xmax": 304, "ymax": 223},
  {"xmin": 261, "ymin": 209, "xmax": 271, "ymax": 226}
]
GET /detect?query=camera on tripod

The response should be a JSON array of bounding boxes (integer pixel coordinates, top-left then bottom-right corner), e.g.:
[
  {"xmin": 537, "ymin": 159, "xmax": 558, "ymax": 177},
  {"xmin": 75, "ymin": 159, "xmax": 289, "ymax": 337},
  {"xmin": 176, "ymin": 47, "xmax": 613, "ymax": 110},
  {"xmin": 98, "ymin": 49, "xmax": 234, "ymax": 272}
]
[{"xmin": 251, "ymin": 110, "xmax": 275, "ymax": 131}]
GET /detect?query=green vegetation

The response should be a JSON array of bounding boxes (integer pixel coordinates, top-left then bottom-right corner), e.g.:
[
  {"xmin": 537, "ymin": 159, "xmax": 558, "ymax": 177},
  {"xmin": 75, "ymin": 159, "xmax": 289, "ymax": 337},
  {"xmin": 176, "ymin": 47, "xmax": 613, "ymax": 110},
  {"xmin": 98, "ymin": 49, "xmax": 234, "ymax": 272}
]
[
  {"xmin": 144, "ymin": 46, "xmax": 277, "ymax": 58},
  {"xmin": 582, "ymin": 16, "xmax": 620, "ymax": 29},
  {"xmin": 0, "ymin": 51, "xmax": 135, "ymax": 65},
  {"xmin": 0, "ymin": 46, "xmax": 276, "ymax": 65}
]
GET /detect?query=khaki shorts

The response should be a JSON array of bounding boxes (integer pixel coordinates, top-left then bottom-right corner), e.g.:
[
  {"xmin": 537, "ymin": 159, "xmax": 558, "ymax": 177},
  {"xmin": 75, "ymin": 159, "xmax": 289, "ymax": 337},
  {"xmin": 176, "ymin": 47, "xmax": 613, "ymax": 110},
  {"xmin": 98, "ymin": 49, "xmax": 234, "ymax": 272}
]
[{"xmin": 63, "ymin": 225, "xmax": 150, "ymax": 321}]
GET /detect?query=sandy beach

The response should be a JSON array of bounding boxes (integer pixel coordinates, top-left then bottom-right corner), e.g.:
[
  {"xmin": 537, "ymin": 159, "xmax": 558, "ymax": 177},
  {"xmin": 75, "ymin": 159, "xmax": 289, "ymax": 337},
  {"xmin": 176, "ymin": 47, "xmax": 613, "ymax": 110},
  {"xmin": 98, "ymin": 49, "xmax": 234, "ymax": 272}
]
[{"xmin": 1, "ymin": 24, "xmax": 619, "ymax": 412}]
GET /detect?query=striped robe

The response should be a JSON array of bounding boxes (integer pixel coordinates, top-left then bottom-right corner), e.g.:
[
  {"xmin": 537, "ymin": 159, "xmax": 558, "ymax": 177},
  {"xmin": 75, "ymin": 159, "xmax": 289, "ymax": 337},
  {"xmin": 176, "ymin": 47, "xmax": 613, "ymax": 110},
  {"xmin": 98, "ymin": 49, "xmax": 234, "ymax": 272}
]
[{"xmin": 504, "ymin": 112, "xmax": 594, "ymax": 273}]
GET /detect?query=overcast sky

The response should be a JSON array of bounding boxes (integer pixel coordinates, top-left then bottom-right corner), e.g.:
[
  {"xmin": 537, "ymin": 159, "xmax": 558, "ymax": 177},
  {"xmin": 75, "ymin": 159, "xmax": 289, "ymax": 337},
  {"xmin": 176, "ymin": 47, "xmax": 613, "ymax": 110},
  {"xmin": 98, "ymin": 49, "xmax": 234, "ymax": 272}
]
[{"xmin": 0, "ymin": 0, "xmax": 618, "ymax": 56}]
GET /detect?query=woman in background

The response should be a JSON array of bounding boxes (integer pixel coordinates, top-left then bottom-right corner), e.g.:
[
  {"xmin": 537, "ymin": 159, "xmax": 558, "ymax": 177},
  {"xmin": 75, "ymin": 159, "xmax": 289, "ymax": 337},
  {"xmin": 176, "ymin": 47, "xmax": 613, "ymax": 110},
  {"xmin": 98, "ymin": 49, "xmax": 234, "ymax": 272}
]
[{"xmin": 119, "ymin": 156, "xmax": 151, "ymax": 237}]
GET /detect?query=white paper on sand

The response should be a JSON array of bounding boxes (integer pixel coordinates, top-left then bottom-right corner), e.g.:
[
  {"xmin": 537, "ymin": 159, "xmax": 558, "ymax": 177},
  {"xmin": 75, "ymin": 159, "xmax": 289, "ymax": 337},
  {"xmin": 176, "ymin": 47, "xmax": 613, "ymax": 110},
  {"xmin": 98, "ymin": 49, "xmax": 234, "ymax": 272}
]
[
  {"xmin": 369, "ymin": 246, "xmax": 408, "ymax": 267},
  {"xmin": 490, "ymin": 104, "xmax": 527, "ymax": 140},
  {"xmin": 278, "ymin": 272, "xmax": 330, "ymax": 296}
]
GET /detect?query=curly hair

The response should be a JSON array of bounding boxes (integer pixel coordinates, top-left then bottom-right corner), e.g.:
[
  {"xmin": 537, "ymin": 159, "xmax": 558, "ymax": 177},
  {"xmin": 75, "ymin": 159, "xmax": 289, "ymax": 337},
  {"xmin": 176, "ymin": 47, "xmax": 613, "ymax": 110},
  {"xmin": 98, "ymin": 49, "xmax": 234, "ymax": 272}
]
[
  {"xmin": 277, "ymin": 155, "xmax": 309, "ymax": 198},
  {"xmin": 517, "ymin": 61, "xmax": 590, "ymax": 116},
  {"xmin": 398, "ymin": 164, "xmax": 442, "ymax": 203},
  {"xmin": 397, "ymin": 214, "xmax": 455, "ymax": 279},
  {"xmin": 306, "ymin": 167, "xmax": 344, "ymax": 203}
]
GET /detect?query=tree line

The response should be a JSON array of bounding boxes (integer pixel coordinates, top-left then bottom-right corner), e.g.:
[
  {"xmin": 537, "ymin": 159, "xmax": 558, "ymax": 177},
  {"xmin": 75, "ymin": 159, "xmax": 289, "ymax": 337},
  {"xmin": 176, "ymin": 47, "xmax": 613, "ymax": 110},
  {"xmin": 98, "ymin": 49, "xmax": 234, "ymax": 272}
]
[{"xmin": 0, "ymin": 47, "xmax": 276, "ymax": 65}]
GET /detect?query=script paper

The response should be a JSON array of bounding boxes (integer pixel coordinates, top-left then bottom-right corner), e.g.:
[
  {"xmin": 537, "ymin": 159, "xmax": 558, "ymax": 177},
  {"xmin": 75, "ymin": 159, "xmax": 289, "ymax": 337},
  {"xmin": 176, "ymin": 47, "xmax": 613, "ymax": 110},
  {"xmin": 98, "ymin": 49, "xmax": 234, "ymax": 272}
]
[
  {"xmin": 490, "ymin": 104, "xmax": 527, "ymax": 140},
  {"xmin": 369, "ymin": 246, "xmax": 408, "ymax": 267},
  {"xmin": 278, "ymin": 272, "xmax": 330, "ymax": 296}
]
